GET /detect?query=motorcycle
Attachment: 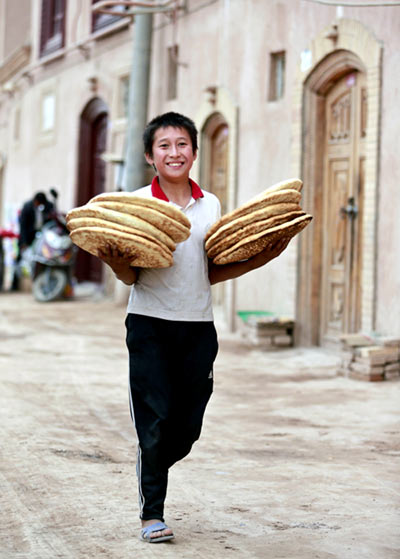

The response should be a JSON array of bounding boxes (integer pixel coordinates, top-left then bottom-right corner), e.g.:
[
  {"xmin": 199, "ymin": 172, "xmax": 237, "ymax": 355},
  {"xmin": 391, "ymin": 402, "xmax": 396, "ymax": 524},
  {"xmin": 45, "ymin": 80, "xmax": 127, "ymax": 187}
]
[{"xmin": 30, "ymin": 213, "xmax": 77, "ymax": 302}]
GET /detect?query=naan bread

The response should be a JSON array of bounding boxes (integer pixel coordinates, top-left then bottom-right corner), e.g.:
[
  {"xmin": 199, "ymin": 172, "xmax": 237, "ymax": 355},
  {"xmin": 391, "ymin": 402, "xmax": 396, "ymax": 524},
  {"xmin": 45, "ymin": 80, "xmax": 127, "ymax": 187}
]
[
  {"xmin": 205, "ymin": 202, "xmax": 301, "ymax": 251},
  {"xmin": 253, "ymin": 178, "xmax": 303, "ymax": 199},
  {"xmin": 70, "ymin": 226, "xmax": 173, "ymax": 268},
  {"xmin": 66, "ymin": 205, "xmax": 175, "ymax": 251},
  {"xmin": 91, "ymin": 201, "xmax": 190, "ymax": 243},
  {"xmin": 207, "ymin": 210, "xmax": 305, "ymax": 258},
  {"xmin": 90, "ymin": 191, "xmax": 191, "ymax": 228},
  {"xmin": 213, "ymin": 214, "xmax": 313, "ymax": 265},
  {"xmin": 67, "ymin": 216, "xmax": 174, "ymax": 253},
  {"xmin": 205, "ymin": 189, "xmax": 302, "ymax": 241}
]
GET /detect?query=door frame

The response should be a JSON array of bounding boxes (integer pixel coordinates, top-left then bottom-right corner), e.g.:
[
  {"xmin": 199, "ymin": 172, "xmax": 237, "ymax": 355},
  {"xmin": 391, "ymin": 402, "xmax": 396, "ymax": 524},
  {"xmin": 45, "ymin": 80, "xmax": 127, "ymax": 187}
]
[
  {"xmin": 292, "ymin": 20, "xmax": 382, "ymax": 346},
  {"xmin": 200, "ymin": 112, "xmax": 230, "ymax": 320},
  {"xmin": 194, "ymin": 87, "xmax": 239, "ymax": 331},
  {"xmin": 298, "ymin": 51, "xmax": 366, "ymax": 346}
]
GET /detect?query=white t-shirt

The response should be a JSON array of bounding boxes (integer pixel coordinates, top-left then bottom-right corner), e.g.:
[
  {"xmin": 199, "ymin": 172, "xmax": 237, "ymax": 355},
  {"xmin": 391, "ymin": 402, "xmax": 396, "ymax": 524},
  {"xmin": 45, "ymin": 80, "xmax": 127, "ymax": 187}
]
[{"xmin": 126, "ymin": 179, "xmax": 221, "ymax": 321}]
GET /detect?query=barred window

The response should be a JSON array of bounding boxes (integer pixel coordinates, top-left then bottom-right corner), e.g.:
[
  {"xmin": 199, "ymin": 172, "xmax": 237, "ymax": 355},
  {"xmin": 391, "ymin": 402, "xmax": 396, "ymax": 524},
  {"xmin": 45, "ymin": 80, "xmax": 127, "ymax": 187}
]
[
  {"xmin": 92, "ymin": 0, "xmax": 128, "ymax": 32},
  {"xmin": 268, "ymin": 51, "xmax": 286, "ymax": 101},
  {"xmin": 40, "ymin": 0, "xmax": 66, "ymax": 58},
  {"xmin": 167, "ymin": 45, "xmax": 179, "ymax": 100}
]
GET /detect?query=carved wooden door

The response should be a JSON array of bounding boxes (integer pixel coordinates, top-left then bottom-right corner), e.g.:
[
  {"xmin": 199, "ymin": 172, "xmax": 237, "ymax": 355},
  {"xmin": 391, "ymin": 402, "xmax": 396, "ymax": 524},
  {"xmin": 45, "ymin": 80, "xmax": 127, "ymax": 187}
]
[
  {"xmin": 320, "ymin": 72, "xmax": 366, "ymax": 344},
  {"xmin": 209, "ymin": 124, "xmax": 229, "ymax": 308}
]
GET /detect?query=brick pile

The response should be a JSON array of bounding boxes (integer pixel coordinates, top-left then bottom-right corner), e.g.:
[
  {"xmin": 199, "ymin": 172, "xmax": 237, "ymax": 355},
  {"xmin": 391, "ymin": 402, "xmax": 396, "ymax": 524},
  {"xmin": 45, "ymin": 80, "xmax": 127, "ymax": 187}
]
[
  {"xmin": 239, "ymin": 317, "xmax": 294, "ymax": 349},
  {"xmin": 339, "ymin": 334, "xmax": 400, "ymax": 382}
]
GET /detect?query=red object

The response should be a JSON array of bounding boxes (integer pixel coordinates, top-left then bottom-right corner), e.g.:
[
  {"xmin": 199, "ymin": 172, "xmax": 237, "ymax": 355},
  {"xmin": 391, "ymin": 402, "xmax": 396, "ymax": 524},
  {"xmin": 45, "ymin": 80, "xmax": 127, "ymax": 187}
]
[{"xmin": 0, "ymin": 228, "xmax": 19, "ymax": 239}]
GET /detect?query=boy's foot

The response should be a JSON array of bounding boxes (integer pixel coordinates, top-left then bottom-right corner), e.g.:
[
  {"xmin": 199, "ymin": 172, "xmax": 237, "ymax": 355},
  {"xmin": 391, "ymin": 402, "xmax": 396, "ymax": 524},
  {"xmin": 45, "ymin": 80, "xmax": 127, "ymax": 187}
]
[{"xmin": 140, "ymin": 519, "xmax": 174, "ymax": 543}]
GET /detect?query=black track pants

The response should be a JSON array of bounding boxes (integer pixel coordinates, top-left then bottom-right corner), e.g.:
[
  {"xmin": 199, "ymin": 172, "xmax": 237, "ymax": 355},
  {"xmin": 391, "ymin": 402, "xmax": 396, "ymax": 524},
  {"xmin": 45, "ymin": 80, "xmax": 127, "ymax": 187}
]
[{"xmin": 125, "ymin": 313, "xmax": 218, "ymax": 521}]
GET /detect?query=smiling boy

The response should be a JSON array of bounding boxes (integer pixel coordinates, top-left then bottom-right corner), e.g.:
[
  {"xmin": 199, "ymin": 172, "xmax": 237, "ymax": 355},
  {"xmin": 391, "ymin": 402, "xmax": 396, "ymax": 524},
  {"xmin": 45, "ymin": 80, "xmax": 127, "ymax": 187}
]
[{"xmin": 99, "ymin": 112, "xmax": 289, "ymax": 543}]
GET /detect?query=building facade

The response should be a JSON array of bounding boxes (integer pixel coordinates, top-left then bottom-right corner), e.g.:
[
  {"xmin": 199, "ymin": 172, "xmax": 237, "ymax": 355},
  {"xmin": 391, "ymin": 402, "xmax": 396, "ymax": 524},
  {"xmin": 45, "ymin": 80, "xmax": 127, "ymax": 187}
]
[{"xmin": 0, "ymin": 0, "xmax": 399, "ymax": 347}]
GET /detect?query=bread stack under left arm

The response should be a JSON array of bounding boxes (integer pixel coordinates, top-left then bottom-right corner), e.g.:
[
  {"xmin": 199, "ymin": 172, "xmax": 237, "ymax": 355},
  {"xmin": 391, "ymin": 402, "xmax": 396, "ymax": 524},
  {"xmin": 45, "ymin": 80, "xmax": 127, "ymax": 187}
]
[{"xmin": 205, "ymin": 178, "xmax": 312, "ymax": 265}]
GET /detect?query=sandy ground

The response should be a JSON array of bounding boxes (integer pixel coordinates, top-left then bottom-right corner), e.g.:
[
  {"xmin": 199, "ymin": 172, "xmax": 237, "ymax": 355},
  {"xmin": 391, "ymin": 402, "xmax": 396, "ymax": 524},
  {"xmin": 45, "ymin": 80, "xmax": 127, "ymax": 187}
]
[{"xmin": 0, "ymin": 291, "xmax": 399, "ymax": 559}]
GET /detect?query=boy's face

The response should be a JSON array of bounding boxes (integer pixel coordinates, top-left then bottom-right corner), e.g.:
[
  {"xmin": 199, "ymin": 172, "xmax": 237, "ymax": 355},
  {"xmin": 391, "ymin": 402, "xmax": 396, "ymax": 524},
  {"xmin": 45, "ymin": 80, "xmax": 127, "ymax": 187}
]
[{"xmin": 145, "ymin": 126, "xmax": 197, "ymax": 183}]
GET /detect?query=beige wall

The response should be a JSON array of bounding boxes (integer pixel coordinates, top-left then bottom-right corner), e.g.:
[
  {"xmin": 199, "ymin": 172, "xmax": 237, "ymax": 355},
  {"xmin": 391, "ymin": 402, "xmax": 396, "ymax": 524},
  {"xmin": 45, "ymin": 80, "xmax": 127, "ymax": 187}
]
[
  {"xmin": 0, "ymin": 0, "xmax": 399, "ymax": 337},
  {"xmin": 2, "ymin": 0, "xmax": 31, "ymax": 60}
]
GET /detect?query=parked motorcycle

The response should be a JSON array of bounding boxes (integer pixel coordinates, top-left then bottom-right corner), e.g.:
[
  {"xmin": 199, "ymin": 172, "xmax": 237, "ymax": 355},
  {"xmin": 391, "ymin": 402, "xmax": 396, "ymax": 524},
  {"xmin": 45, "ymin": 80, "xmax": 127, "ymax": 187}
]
[{"xmin": 31, "ymin": 213, "xmax": 77, "ymax": 302}]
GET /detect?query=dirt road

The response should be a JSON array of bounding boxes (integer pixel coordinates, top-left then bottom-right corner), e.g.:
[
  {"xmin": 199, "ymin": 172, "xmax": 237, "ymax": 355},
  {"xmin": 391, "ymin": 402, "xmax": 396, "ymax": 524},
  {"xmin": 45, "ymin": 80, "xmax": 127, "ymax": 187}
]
[{"xmin": 0, "ymin": 292, "xmax": 399, "ymax": 558}]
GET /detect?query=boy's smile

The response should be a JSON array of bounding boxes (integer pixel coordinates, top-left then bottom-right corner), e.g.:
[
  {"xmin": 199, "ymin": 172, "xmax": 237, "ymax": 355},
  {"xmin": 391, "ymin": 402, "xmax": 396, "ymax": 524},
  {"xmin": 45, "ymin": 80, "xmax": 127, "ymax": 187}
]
[{"xmin": 145, "ymin": 126, "xmax": 197, "ymax": 183}]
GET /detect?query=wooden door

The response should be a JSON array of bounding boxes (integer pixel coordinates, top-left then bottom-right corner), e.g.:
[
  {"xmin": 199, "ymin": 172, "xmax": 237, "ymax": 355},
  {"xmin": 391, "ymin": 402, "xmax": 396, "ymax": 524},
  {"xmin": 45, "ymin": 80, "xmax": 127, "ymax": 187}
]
[
  {"xmin": 210, "ymin": 124, "xmax": 229, "ymax": 215},
  {"xmin": 75, "ymin": 99, "xmax": 108, "ymax": 283},
  {"xmin": 209, "ymin": 123, "xmax": 229, "ymax": 308},
  {"xmin": 320, "ymin": 72, "xmax": 366, "ymax": 345}
]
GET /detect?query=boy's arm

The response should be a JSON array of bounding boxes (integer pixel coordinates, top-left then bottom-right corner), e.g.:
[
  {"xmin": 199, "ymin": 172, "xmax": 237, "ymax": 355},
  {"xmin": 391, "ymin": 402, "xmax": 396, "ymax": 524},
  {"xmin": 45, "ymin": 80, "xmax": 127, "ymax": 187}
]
[
  {"xmin": 208, "ymin": 237, "xmax": 290, "ymax": 285},
  {"xmin": 97, "ymin": 245, "xmax": 138, "ymax": 285}
]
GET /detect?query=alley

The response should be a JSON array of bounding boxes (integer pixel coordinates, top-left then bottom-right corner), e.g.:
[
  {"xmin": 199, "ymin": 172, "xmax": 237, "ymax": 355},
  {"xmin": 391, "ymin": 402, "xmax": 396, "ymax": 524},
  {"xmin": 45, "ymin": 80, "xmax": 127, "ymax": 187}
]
[{"xmin": 0, "ymin": 292, "xmax": 399, "ymax": 559}]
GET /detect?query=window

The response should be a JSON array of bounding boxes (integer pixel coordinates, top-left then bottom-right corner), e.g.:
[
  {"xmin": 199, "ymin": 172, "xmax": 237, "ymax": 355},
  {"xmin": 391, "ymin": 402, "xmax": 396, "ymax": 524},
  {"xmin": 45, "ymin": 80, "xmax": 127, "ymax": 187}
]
[
  {"xmin": 167, "ymin": 45, "xmax": 179, "ymax": 100},
  {"xmin": 41, "ymin": 92, "xmax": 56, "ymax": 133},
  {"xmin": 268, "ymin": 51, "xmax": 286, "ymax": 101},
  {"xmin": 92, "ymin": 0, "xmax": 129, "ymax": 33},
  {"xmin": 14, "ymin": 108, "xmax": 21, "ymax": 143},
  {"xmin": 40, "ymin": 0, "xmax": 66, "ymax": 58},
  {"xmin": 118, "ymin": 75, "xmax": 130, "ymax": 118}
]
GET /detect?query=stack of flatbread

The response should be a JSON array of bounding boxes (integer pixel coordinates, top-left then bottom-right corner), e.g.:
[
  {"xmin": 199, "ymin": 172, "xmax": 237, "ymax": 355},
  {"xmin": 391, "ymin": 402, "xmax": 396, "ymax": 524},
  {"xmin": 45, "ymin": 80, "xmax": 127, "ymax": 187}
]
[
  {"xmin": 66, "ymin": 192, "xmax": 191, "ymax": 268},
  {"xmin": 205, "ymin": 178, "xmax": 312, "ymax": 265}
]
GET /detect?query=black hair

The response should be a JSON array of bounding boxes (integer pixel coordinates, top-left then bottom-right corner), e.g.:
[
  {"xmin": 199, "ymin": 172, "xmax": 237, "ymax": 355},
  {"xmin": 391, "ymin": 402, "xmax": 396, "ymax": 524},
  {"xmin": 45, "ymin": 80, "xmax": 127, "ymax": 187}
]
[
  {"xmin": 33, "ymin": 192, "xmax": 47, "ymax": 204},
  {"xmin": 143, "ymin": 112, "xmax": 198, "ymax": 157}
]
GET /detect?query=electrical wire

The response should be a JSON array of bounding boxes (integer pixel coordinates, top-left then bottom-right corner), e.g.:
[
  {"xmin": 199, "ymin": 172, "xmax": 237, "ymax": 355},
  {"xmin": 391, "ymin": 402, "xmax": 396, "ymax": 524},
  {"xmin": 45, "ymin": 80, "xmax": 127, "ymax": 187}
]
[{"xmin": 302, "ymin": 0, "xmax": 400, "ymax": 6}]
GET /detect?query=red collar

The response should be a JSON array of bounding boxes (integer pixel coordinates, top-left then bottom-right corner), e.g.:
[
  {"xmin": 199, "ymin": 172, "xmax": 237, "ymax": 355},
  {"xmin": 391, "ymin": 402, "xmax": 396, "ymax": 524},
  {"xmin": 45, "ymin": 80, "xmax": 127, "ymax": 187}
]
[{"xmin": 151, "ymin": 176, "xmax": 204, "ymax": 202}]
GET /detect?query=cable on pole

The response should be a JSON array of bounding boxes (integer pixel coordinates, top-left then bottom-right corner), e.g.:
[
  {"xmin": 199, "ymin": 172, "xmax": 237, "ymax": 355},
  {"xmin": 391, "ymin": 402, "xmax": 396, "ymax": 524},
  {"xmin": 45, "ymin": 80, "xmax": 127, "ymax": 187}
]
[{"xmin": 302, "ymin": 0, "xmax": 400, "ymax": 6}]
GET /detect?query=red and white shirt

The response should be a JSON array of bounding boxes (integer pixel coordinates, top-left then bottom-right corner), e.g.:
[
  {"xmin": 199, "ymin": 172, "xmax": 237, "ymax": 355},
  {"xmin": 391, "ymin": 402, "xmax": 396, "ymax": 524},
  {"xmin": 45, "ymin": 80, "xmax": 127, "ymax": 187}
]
[{"xmin": 126, "ymin": 176, "xmax": 221, "ymax": 321}]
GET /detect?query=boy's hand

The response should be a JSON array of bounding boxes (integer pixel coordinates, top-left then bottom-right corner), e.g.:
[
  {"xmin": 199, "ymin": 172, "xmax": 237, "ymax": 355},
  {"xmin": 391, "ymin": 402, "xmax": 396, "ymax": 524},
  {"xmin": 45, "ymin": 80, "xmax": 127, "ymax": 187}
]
[
  {"xmin": 208, "ymin": 236, "xmax": 291, "ymax": 285},
  {"xmin": 248, "ymin": 237, "xmax": 291, "ymax": 269},
  {"xmin": 97, "ymin": 243, "xmax": 131, "ymax": 267},
  {"xmin": 97, "ymin": 243, "xmax": 138, "ymax": 285}
]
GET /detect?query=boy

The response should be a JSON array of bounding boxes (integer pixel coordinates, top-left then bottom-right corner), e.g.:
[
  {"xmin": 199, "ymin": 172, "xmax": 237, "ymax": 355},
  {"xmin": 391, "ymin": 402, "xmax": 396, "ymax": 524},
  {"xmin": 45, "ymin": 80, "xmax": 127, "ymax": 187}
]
[{"xmin": 99, "ymin": 112, "xmax": 289, "ymax": 543}]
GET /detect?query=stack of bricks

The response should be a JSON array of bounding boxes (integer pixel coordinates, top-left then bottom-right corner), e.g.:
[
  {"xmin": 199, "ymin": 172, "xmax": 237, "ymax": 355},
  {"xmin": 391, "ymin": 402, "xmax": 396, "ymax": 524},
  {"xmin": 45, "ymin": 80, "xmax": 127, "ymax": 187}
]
[
  {"xmin": 339, "ymin": 334, "xmax": 400, "ymax": 382},
  {"xmin": 239, "ymin": 317, "xmax": 294, "ymax": 349}
]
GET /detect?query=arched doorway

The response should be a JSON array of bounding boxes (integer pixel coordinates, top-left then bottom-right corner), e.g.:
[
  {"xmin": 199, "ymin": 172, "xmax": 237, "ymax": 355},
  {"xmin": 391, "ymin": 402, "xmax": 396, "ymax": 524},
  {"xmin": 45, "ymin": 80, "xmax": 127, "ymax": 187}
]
[
  {"xmin": 297, "ymin": 50, "xmax": 368, "ymax": 347},
  {"xmin": 75, "ymin": 97, "xmax": 108, "ymax": 283},
  {"xmin": 201, "ymin": 113, "xmax": 229, "ymax": 315},
  {"xmin": 292, "ymin": 21, "xmax": 382, "ymax": 347},
  {"xmin": 320, "ymin": 70, "xmax": 366, "ymax": 345}
]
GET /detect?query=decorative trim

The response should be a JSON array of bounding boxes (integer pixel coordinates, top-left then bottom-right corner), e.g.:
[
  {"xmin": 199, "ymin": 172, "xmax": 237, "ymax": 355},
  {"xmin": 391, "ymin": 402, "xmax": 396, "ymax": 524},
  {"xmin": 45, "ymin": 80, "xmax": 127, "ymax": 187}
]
[{"xmin": 0, "ymin": 45, "xmax": 31, "ymax": 85}]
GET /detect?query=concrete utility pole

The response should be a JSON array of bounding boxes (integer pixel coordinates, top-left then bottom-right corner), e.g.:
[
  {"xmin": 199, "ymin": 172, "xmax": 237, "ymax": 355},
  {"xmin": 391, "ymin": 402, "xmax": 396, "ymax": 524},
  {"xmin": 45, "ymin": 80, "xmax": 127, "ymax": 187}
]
[
  {"xmin": 93, "ymin": 2, "xmax": 181, "ymax": 190},
  {"xmin": 122, "ymin": 13, "xmax": 153, "ymax": 191}
]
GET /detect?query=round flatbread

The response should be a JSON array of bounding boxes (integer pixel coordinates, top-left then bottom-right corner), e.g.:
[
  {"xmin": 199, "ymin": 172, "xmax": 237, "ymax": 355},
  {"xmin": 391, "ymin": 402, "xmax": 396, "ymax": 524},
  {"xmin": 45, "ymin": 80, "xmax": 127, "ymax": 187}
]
[
  {"xmin": 67, "ymin": 216, "xmax": 174, "ymax": 253},
  {"xmin": 89, "ymin": 191, "xmax": 191, "ymax": 228},
  {"xmin": 213, "ymin": 214, "xmax": 313, "ymax": 265},
  {"xmin": 253, "ymin": 178, "xmax": 303, "ymax": 199},
  {"xmin": 91, "ymin": 201, "xmax": 190, "ymax": 244},
  {"xmin": 205, "ymin": 202, "xmax": 301, "ymax": 251},
  {"xmin": 70, "ymin": 226, "xmax": 173, "ymax": 268},
  {"xmin": 205, "ymin": 189, "xmax": 302, "ymax": 241},
  {"xmin": 206, "ymin": 210, "xmax": 306, "ymax": 258},
  {"xmin": 66, "ymin": 205, "xmax": 176, "ymax": 251}
]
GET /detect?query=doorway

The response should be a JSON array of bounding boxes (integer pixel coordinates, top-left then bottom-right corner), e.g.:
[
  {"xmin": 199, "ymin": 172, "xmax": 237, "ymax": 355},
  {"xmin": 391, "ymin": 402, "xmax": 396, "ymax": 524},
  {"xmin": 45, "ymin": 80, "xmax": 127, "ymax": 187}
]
[
  {"xmin": 201, "ymin": 114, "xmax": 229, "ymax": 314},
  {"xmin": 75, "ymin": 98, "xmax": 108, "ymax": 283},
  {"xmin": 296, "ymin": 51, "xmax": 369, "ymax": 347},
  {"xmin": 320, "ymin": 72, "xmax": 366, "ymax": 345}
]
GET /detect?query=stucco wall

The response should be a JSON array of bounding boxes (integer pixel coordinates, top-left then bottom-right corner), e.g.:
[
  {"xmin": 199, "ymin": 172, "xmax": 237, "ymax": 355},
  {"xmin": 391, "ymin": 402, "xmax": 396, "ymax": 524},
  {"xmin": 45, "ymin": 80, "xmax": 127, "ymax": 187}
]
[
  {"xmin": 149, "ymin": 1, "xmax": 400, "ymax": 330},
  {"xmin": 0, "ymin": 0, "xmax": 399, "ymax": 336}
]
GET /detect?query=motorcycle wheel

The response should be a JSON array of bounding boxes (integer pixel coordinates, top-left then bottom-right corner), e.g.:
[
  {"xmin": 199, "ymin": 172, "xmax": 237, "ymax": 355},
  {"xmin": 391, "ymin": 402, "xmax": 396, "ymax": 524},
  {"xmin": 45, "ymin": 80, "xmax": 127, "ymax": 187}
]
[{"xmin": 32, "ymin": 269, "xmax": 67, "ymax": 302}]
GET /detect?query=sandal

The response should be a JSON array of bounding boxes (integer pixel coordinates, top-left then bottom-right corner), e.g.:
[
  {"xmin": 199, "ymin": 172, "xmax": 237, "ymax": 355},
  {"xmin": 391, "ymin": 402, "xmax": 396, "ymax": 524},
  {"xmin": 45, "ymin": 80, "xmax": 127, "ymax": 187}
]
[{"xmin": 140, "ymin": 521, "xmax": 174, "ymax": 543}]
